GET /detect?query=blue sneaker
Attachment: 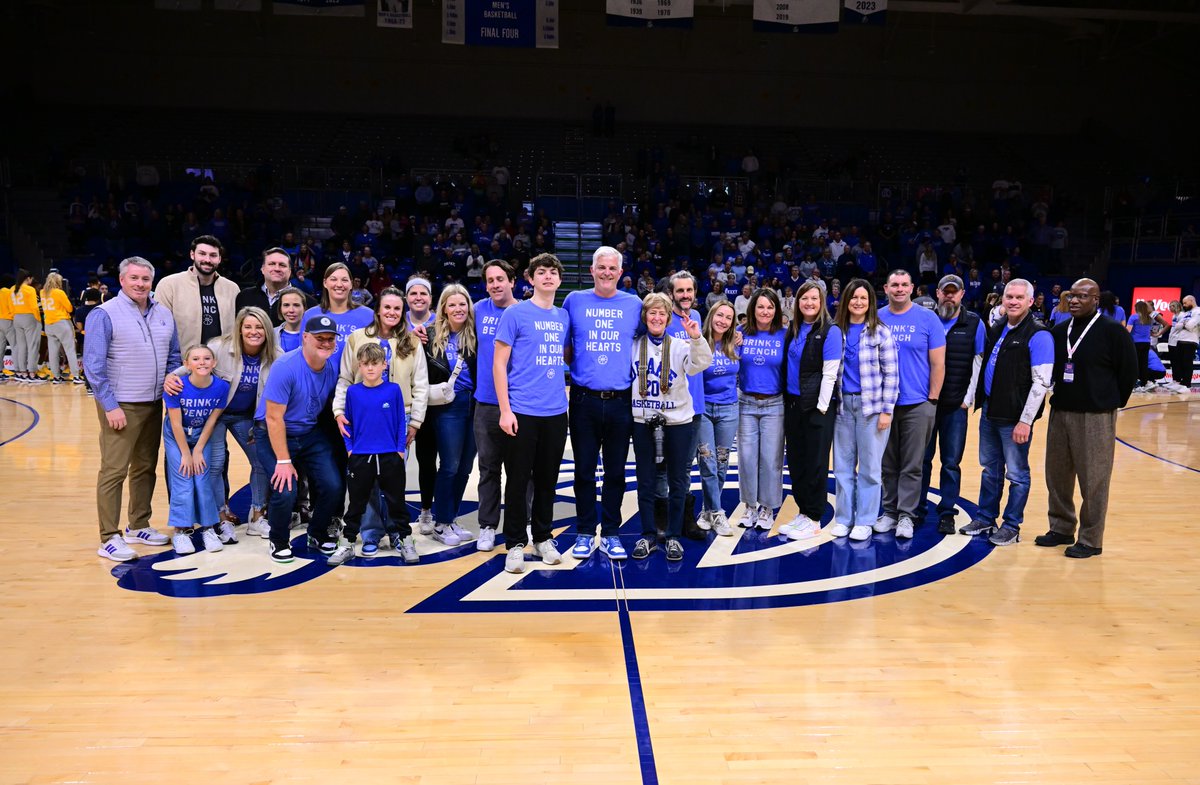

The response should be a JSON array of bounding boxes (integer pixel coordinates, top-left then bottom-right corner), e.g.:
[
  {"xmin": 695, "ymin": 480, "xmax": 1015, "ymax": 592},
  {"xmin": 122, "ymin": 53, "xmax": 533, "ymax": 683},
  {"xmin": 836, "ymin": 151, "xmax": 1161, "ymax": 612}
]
[
  {"xmin": 601, "ymin": 536, "xmax": 627, "ymax": 560},
  {"xmin": 361, "ymin": 540, "xmax": 379, "ymax": 558},
  {"xmin": 570, "ymin": 534, "xmax": 594, "ymax": 559}
]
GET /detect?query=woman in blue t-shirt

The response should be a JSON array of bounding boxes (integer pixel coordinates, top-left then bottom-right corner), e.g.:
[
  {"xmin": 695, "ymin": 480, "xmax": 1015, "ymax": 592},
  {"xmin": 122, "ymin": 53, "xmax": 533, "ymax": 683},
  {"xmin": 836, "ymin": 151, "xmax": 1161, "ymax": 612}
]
[
  {"xmin": 164, "ymin": 306, "xmax": 279, "ymax": 543},
  {"xmin": 781, "ymin": 281, "xmax": 843, "ymax": 541},
  {"xmin": 1127, "ymin": 300, "xmax": 1165, "ymax": 391},
  {"xmin": 736, "ymin": 288, "xmax": 788, "ymax": 530},
  {"xmin": 697, "ymin": 301, "xmax": 740, "ymax": 537},
  {"xmin": 831, "ymin": 279, "xmax": 899, "ymax": 542},
  {"xmin": 274, "ymin": 287, "xmax": 306, "ymax": 353},
  {"xmin": 304, "ymin": 263, "xmax": 374, "ymax": 525},
  {"xmin": 163, "ymin": 345, "xmax": 231, "ymax": 555},
  {"xmin": 424, "ymin": 284, "xmax": 478, "ymax": 547}
]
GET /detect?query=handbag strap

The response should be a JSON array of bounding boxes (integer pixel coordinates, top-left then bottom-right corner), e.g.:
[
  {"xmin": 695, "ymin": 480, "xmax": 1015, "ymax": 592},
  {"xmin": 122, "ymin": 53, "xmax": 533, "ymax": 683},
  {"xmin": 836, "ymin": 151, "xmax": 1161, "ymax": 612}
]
[{"xmin": 446, "ymin": 356, "xmax": 464, "ymax": 386}]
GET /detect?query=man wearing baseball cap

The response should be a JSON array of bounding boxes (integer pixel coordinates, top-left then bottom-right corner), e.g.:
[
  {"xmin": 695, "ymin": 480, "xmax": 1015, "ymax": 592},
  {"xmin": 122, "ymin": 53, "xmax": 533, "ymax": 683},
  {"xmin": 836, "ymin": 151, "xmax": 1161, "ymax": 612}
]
[
  {"xmin": 918, "ymin": 274, "xmax": 985, "ymax": 534},
  {"xmin": 252, "ymin": 315, "xmax": 345, "ymax": 562}
]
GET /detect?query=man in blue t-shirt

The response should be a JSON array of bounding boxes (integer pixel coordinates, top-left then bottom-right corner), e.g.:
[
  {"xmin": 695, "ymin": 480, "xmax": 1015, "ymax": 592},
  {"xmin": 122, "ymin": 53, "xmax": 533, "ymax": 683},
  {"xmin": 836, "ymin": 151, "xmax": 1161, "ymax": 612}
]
[
  {"xmin": 494, "ymin": 253, "xmax": 571, "ymax": 574},
  {"xmin": 876, "ymin": 270, "xmax": 946, "ymax": 539},
  {"xmin": 563, "ymin": 246, "xmax": 642, "ymax": 562},
  {"xmin": 253, "ymin": 315, "xmax": 345, "ymax": 563},
  {"xmin": 960, "ymin": 279, "xmax": 1054, "ymax": 547},
  {"xmin": 471, "ymin": 259, "xmax": 519, "ymax": 554}
]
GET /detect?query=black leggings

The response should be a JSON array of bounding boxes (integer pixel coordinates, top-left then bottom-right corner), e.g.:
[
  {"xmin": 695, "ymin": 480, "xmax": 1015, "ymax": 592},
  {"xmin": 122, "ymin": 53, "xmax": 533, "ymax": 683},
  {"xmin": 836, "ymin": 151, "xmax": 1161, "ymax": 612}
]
[
  {"xmin": 416, "ymin": 420, "xmax": 437, "ymax": 510},
  {"xmin": 1135, "ymin": 342, "xmax": 1150, "ymax": 385}
]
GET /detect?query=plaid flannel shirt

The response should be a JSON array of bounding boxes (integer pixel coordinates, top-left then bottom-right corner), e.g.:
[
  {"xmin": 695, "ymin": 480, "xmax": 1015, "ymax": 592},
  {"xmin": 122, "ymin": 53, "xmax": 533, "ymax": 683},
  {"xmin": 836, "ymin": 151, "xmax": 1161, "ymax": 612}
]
[{"xmin": 838, "ymin": 323, "xmax": 899, "ymax": 419}]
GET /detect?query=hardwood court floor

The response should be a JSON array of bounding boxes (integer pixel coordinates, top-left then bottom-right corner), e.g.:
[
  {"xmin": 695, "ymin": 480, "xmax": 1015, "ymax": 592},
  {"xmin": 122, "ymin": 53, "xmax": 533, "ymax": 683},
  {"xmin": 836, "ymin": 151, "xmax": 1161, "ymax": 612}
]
[{"xmin": 1, "ymin": 383, "xmax": 1198, "ymax": 785}]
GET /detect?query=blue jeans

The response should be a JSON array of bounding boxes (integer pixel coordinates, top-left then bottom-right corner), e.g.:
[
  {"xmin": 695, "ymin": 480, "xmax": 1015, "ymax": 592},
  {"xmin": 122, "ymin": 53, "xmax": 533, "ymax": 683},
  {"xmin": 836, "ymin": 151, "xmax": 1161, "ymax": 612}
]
[
  {"xmin": 976, "ymin": 403, "xmax": 1032, "ymax": 530},
  {"xmin": 918, "ymin": 405, "xmax": 969, "ymax": 520},
  {"xmin": 569, "ymin": 388, "xmax": 633, "ymax": 537},
  {"xmin": 737, "ymin": 392, "xmax": 785, "ymax": 511},
  {"xmin": 633, "ymin": 420, "xmax": 693, "ymax": 538},
  {"xmin": 697, "ymin": 401, "xmax": 738, "ymax": 514},
  {"xmin": 163, "ymin": 431, "xmax": 217, "ymax": 530},
  {"xmin": 253, "ymin": 423, "xmax": 343, "ymax": 547},
  {"xmin": 209, "ymin": 412, "xmax": 269, "ymax": 513},
  {"xmin": 432, "ymin": 395, "xmax": 477, "ymax": 526},
  {"xmin": 833, "ymin": 393, "xmax": 892, "ymax": 527}
]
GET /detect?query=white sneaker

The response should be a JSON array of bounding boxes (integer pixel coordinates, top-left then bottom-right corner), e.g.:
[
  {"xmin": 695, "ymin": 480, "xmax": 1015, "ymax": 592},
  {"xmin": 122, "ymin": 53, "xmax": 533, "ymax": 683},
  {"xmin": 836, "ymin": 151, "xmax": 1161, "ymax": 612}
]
[
  {"xmin": 696, "ymin": 510, "xmax": 713, "ymax": 531},
  {"xmin": 827, "ymin": 522, "xmax": 851, "ymax": 537},
  {"xmin": 477, "ymin": 527, "xmax": 497, "ymax": 552},
  {"xmin": 504, "ymin": 545, "xmax": 528, "ymax": 574},
  {"xmin": 417, "ymin": 509, "xmax": 434, "ymax": 535},
  {"xmin": 782, "ymin": 514, "xmax": 819, "ymax": 541},
  {"xmin": 755, "ymin": 506, "xmax": 774, "ymax": 530},
  {"xmin": 534, "ymin": 539, "xmax": 562, "ymax": 565},
  {"xmin": 97, "ymin": 534, "xmax": 138, "ymax": 562},
  {"xmin": 327, "ymin": 539, "xmax": 354, "ymax": 565},
  {"xmin": 895, "ymin": 516, "xmax": 914, "ymax": 539},
  {"xmin": 737, "ymin": 506, "xmax": 758, "ymax": 528},
  {"xmin": 448, "ymin": 522, "xmax": 473, "ymax": 542},
  {"xmin": 848, "ymin": 525, "xmax": 872, "ymax": 541},
  {"xmin": 873, "ymin": 515, "xmax": 897, "ymax": 533},
  {"xmin": 201, "ymin": 528, "xmax": 224, "ymax": 552},
  {"xmin": 172, "ymin": 530, "xmax": 196, "ymax": 555},
  {"xmin": 711, "ymin": 511, "xmax": 734, "ymax": 537},
  {"xmin": 216, "ymin": 521, "xmax": 238, "ymax": 544},
  {"xmin": 123, "ymin": 526, "xmax": 170, "ymax": 546},
  {"xmin": 432, "ymin": 526, "xmax": 462, "ymax": 546},
  {"xmin": 245, "ymin": 513, "xmax": 270, "ymax": 538}
]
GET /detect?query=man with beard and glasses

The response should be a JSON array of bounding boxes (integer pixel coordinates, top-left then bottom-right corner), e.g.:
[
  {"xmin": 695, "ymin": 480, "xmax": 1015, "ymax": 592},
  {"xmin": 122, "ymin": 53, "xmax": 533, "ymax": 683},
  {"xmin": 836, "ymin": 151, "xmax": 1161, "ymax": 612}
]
[
  {"xmin": 918, "ymin": 275, "xmax": 984, "ymax": 534},
  {"xmin": 155, "ymin": 235, "xmax": 240, "ymax": 352}
]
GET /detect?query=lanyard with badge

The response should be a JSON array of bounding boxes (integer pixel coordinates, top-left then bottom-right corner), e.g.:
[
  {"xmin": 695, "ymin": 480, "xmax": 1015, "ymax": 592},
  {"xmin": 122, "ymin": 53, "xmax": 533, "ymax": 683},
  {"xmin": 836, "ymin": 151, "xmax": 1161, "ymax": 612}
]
[{"xmin": 1063, "ymin": 311, "xmax": 1100, "ymax": 383}]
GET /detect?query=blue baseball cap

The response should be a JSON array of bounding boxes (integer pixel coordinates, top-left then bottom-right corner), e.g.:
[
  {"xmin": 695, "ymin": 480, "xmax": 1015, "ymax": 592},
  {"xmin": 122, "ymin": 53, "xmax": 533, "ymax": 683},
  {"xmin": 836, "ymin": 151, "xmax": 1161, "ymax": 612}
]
[{"xmin": 304, "ymin": 315, "xmax": 338, "ymax": 335}]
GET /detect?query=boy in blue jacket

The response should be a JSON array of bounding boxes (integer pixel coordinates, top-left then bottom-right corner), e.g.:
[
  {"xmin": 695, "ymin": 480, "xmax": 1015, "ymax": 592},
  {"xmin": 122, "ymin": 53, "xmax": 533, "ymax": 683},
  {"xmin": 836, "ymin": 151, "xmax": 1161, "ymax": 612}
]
[{"xmin": 329, "ymin": 342, "xmax": 415, "ymax": 564}]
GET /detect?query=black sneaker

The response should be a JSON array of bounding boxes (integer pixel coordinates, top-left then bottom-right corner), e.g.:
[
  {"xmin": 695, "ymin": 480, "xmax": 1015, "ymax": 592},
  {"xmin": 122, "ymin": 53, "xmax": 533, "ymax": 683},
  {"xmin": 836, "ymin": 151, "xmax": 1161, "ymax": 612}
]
[
  {"xmin": 937, "ymin": 516, "xmax": 958, "ymax": 535},
  {"xmin": 271, "ymin": 543, "xmax": 294, "ymax": 563},
  {"xmin": 631, "ymin": 538, "xmax": 656, "ymax": 560},
  {"xmin": 1034, "ymin": 530, "xmax": 1075, "ymax": 547},
  {"xmin": 1064, "ymin": 543, "xmax": 1102, "ymax": 559},
  {"xmin": 664, "ymin": 538, "xmax": 684, "ymax": 561}
]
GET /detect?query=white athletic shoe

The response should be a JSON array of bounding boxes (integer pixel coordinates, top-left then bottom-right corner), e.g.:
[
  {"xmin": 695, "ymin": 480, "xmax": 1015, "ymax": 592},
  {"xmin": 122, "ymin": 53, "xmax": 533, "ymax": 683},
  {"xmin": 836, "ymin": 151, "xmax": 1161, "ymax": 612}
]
[
  {"xmin": 477, "ymin": 527, "xmax": 497, "ymax": 552},
  {"xmin": 848, "ymin": 525, "xmax": 872, "ymax": 541},
  {"xmin": 695, "ymin": 510, "xmax": 713, "ymax": 531},
  {"xmin": 781, "ymin": 514, "xmax": 819, "ymax": 541},
  {"xmin": 534, "ymin": 539, "xmax": 562, "ymax": 565},
  {"xmin": 827, "ymin": 522, "xmax": 851, "ymax": 538},
  {"xmin": 754, "ymin": 506, "xmax": 774, "ymax": 530},
  {"xmin": 504, "ymin": 545, "xmax": 528, "ymax": 574},
  {"xmin": 711, "ymin": 511, "xmax": 734, "ymax": 537},
  {"xmin": 417, "ymin": 510, "xmax": 435, "ymax": 535},
  {"xmin": 97, "ymin": 535, "xmax": 138, "ymax": 562}
]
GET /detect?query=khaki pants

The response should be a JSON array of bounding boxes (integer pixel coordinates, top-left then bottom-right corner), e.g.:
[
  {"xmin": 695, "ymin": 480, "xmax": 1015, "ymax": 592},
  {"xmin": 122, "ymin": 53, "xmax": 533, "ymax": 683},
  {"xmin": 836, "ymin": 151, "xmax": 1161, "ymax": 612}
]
[
  {"xmin": 95, "ymin": 400, "xmax": 163, "ymax": 541},
  {"xmin": 1044, "ymin": 408, "xmax": 1118, "ymax": 549}
]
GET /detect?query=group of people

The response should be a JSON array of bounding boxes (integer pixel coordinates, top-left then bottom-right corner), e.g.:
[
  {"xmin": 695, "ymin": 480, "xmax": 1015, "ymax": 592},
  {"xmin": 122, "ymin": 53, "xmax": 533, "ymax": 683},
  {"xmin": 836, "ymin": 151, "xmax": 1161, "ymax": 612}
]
[
  {"xmin": 84, "ymin": 235, "xmax": 1141, "ymax": 569},
  {"xmin": 0, "ymin": 269, "xmax": 93, "ymax": 386}
]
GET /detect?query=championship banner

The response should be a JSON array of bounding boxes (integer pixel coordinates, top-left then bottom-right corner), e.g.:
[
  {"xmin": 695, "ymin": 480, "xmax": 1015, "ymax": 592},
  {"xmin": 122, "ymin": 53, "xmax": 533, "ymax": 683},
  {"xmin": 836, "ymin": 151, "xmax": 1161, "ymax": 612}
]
[
  {"xmin": 273, "ymin": 0, "xmax": 365, "ymax": 16},
  {"xmin": 843, "ymin": 0, "xmax": 886, "ymax": 25},
  {"xmin": 606, "ymin": 0, "xmax": 694, "ymax": 29},
  {"xmin": 215, "ymin": 0, "xmax": 263, "ymax": 10},
  {"xmin": 753, "ymin": 0, "xmax": 839, "ymax": 33},
  {"xmin": 377, "ymin": 0, "xmax": 412, "ymax": 28},
  {"xmin": 442, "ymin": 0, "xmax": 558, "ymax": 49}
]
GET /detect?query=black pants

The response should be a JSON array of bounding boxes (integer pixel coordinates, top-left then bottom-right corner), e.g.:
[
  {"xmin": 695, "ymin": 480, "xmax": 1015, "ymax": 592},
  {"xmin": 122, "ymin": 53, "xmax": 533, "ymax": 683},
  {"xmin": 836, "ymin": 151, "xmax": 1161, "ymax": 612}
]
[
  {"xmin": 1135, "ymin": 341, "xmax": 1150, "ymax": 385},
  {"xmin": 416, "ymin": 418, "xmax": 437, "ymax": 510},
  {"xmin": 343, "ymin": 452, "xmax": 410, "ymax": 541},
  {"xmin": 318, "ymin": 402, "xmax": 349, "ymax": 517},
  {"xmin": 1171, "ymin": 341, "xmax": 1196, "ymax": 389},
  {"xmin": 785, "ymin": 399, "xmax": 836, "ymax": 521},
  {"xmin": 501, "ymin": 411, "xmax": 568, "ymax": 548}
]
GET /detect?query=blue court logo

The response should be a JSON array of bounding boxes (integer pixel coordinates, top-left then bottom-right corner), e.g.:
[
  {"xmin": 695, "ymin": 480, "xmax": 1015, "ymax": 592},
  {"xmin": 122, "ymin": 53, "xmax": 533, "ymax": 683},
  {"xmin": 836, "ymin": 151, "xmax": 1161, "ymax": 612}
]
[{"xmin": 112, "ymin": 459, "xmax": 993, "ymax": 609}]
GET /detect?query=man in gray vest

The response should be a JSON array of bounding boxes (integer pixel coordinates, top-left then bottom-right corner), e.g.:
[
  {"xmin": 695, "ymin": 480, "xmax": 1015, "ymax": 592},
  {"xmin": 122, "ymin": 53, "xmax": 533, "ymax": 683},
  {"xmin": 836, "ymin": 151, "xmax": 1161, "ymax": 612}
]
[
  {"xmin": 918, "ymin": 274, "xmax": 984, "ymax": 534},
  {"xmin": 85, "ymin": 257, "xmax": 182, "ymax": 562}
]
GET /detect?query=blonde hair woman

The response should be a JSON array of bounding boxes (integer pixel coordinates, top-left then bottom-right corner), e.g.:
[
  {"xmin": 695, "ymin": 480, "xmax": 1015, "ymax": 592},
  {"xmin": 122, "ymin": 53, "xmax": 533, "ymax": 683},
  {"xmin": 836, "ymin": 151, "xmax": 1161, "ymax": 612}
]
[
  {"xmin": 424, "ymin": 283, "xmax": 478, "ymax": 546},
  {"xmin": 41, "ymin": 272, "xmax": 82, "ymax": 384}
]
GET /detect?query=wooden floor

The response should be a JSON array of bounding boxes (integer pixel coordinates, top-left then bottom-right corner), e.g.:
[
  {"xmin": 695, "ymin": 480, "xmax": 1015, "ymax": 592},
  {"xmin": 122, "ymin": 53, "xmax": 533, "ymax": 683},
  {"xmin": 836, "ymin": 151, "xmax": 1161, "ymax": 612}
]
[{"xmin": 2, "ymin": 381, "xmax": 1199, "ymax": 785}]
